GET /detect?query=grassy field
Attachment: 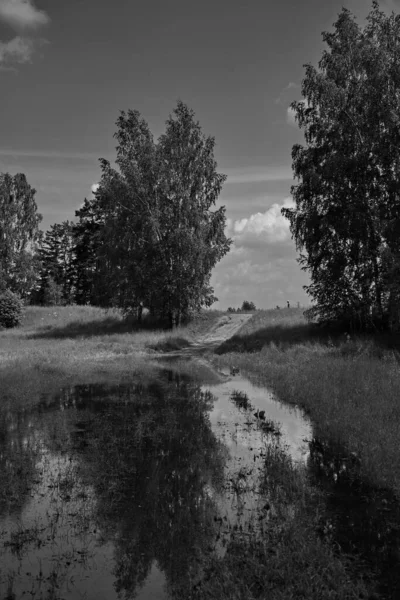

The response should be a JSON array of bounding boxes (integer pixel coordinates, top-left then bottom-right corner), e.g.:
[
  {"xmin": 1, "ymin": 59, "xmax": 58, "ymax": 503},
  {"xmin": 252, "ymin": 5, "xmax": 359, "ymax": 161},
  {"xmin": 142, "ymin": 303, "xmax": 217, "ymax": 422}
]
[
  {"xmin": 212, "ymin": 307, "xmax": 400, "ymax": 496},
  {"xmin": 0, "ymin": 305, "xmax": 222, "ymax": 407}
]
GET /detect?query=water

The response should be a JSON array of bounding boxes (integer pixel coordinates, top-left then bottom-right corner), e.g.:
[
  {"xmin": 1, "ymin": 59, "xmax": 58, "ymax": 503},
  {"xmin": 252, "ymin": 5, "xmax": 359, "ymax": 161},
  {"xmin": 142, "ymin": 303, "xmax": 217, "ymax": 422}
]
[{"xmin": 0, "ymin": 359, "xmax": 399, "ymax": 598}]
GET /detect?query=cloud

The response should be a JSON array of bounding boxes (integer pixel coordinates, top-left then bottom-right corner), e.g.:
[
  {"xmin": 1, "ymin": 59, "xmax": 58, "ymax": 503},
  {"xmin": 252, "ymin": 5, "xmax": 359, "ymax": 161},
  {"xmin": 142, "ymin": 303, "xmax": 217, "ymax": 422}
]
[
  {"xmin": 224, "ymin": 165, "xmax": 293, "ymax": 184},
  {"xmin": 286, "ymin": 106, "xmax": 297, "ymax": 126},
  {"xmin": 91, "ymin": 183, "xmax": 99, "ymax": 196},
  {"xmin": 0, "ymin": 35, "xmax": 35, "ymax": 64},
  {"xmin": 226, "ymin": 198, "xmax": 294, "ymax": 248},
  {"xmin": 0, "ymin": 1, "xmax": 49, "ymax": 69},
  {"xmin": 0, "ymin": 0, "xmax": 49, "ymax": 30},
  {"xmin": 211, "ymin": 250, "xmax": 309, "ymax": 310},
  {"xmin": 275, "ymin": 81, "xmax": 300, "ymax": 105}
]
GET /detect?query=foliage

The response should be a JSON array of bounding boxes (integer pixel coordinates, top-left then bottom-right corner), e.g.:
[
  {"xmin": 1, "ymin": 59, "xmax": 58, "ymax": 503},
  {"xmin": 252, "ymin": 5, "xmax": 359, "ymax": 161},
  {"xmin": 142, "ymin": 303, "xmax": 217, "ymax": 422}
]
[
  {"xmin": 34, "ymin": 221, "xmax": 75, "ymax": 305},
  {"xmin": 241, "ymin": 300, "xmax": 256, "ymax": 311},
  {"xmin": 0, "ymin": 173, "xmax": 42, "ymax": 299},
  {"xmin": 282, "ymin": 2, "xmax": 400, "ymax": 330},
  {"xmin": 91, "ymin": 100, "xmax": 231, "ymax": 326},
  {"xmin": 72, "ymin": 198, "xmax": 105, "ymax": 306},
  {"xmin": 42, "ymin": 277, "xmax": 64, "ymax": 306},
  {"xmin": 0, "ymin": 289, "xmax": 23, "ymax": 328}
]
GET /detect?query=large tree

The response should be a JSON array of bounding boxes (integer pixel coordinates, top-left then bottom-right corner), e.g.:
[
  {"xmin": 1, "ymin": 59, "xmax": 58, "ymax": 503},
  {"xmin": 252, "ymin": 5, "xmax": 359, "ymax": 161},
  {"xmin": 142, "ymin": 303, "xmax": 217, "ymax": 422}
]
[
  {"xmin": 282, "ymin": 2, "xmax": 400, "ymax": 330},
  {"xmin": 94, "ymin": 100, "xmax": 231, "ymax": 326},
  {"xmin": 0, "ymin": 172, "xmax": 42, "ymax": 299}
]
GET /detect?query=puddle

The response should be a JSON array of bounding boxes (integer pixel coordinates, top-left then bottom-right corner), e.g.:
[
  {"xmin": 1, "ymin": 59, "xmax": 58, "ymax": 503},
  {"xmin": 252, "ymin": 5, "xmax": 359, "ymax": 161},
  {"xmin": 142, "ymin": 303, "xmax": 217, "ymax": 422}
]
[{"xmin": 0, "ymin": 360, "xmax": 398, "ymax": 598}]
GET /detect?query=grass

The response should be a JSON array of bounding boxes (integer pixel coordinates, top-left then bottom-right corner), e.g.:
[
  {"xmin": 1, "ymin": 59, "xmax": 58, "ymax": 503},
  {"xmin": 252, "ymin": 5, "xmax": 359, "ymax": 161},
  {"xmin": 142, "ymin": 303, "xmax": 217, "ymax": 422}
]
[
  {"xmin": 195, "ymin": 442, "xmax": 374, "ymax": 600},
  {"xmin": 0, "ymin": 305, "xmax": 222, "ymax": 407},
  {"xmin": 212, "ymin": 307, "xmax": 400, "ymax": 496}
]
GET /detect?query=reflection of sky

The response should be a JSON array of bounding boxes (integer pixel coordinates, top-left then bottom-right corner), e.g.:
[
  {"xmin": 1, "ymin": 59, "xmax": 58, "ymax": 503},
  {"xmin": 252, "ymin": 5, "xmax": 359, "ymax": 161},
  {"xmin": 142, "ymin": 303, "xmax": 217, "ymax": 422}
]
[
  {"xmin": 205, "ymin": 376, "xmax": 312, "ymax": 464},
  {"xmin": 136, "ymin": 563, "xmax": 166, "ymax": 600},
  {"xmin": 0, "ymin": 371, "xmax": 312, "ymax": 600}
]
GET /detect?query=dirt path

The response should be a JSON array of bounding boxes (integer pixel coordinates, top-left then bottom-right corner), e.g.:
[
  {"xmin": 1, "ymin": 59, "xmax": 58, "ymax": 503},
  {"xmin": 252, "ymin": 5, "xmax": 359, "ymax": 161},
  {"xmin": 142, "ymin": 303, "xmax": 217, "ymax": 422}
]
[
  {"xmin": 158, "ymin": 313, "xmax": 253, "ymax": 358},
  {"xmin": 195, "ymin": 313, "xmax": 253, "ymax": 348}
]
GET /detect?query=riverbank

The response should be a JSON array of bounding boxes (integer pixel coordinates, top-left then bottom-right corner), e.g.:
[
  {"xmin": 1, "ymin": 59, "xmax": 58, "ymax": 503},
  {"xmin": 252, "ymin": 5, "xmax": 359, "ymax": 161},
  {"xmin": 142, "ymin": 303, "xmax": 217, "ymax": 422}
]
[
  {"xmin": 211, "ymin": 307, "xmax": 400, "ymax": 496},
  {"xmin": 0, "ymin": 305, "xmax": 223, "ymax": 407}
]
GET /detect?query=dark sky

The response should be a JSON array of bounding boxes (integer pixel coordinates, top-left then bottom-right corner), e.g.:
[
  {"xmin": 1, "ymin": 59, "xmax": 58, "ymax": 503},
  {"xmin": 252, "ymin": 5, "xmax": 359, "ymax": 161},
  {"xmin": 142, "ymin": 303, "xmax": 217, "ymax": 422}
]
[{"xmin": 0, "ymin": 0, "xmax": 396, "ymax": 308}]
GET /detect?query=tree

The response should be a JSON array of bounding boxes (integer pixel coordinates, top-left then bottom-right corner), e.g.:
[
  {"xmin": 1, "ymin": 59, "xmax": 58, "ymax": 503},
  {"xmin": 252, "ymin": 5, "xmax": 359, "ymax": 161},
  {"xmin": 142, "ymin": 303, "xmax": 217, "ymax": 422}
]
[
  {"xmin": 72, "ymin": 197, "xmax": 106, "ymax": 306},
  {"xmin": 282, "ymin": 2, "xmax": 400, "ymax": 330},
  {"xmin": 0, "ymin": 172, "xmax": 42, "ymax": 298},
  {"xmin": 241, "ymin": 300, "xmax": 256, "ymax": 311},
  {"xmin": 36, "ymin": 221, "xmax": 75, "ymax": 305},
  {"xmin": 94, "ymin": 101, "xmax": 231, "ymax": 326}
]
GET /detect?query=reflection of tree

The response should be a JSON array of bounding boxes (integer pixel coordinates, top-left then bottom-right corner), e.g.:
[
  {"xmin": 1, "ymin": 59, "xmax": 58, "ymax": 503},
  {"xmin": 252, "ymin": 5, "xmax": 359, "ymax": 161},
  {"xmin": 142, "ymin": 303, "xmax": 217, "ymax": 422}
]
[
  {"xmin": 79, "ymin": 372, "xmax": 226, "ymax": 599},
  {"xmin": 308, "ymin": 437, "xmax": 400, "ymax": 598},
  {"xmin": 0, "ymin": 409, "xmax": 41, "ymax": 515}
]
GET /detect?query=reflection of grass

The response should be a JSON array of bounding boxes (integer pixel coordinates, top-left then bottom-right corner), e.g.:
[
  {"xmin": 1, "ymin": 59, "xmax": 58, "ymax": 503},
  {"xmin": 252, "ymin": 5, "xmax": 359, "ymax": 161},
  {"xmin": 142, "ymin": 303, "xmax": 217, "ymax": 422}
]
[
  {"xmin": 196, "ymin": 443, "xmax": 375, "ymax": 600},
  {"xmin": 213, "ymin": 307, "xmax": 400, "ymax": 495},
  {"xmin": 0, "ymin": 306, "xmax": 221, "ymax": 407}
]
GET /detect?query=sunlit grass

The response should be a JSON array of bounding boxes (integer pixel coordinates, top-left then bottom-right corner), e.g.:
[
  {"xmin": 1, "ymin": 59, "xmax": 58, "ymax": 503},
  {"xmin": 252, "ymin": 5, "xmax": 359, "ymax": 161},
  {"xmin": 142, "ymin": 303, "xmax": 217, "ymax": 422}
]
[
  {"xmin": 213, "ymin": 307, "xmax": 400, "ymax": 496},
  {"xmin": 0, "ymin": 305, "xmax": 222, "ymax": 407}
]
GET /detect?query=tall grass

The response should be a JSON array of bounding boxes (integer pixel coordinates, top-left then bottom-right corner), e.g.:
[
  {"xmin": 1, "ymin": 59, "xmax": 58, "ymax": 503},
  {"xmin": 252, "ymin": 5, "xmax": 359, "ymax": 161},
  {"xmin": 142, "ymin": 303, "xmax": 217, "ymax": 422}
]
[{"xmin": 213, "ymin": 307, "xmax": 400, "ymax": 496}]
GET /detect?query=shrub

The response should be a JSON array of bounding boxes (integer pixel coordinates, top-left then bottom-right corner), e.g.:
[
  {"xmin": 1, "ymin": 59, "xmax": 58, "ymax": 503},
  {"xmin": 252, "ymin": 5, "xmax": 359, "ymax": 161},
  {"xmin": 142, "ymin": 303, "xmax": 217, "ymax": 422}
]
[
  {"xmin": 241, "ymin": 300, "xmax": 256, "ymax": 311},
  {"xmin": 0, "ymin": 289, "xmax": 23, "ymax": 328}
]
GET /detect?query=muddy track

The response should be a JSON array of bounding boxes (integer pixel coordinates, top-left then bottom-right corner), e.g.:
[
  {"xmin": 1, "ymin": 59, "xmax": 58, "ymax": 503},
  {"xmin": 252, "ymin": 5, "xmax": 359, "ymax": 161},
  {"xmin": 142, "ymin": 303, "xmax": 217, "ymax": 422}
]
[{"xmin": 165, "ymin": 313, "xmax": 253, "ymax": 358}]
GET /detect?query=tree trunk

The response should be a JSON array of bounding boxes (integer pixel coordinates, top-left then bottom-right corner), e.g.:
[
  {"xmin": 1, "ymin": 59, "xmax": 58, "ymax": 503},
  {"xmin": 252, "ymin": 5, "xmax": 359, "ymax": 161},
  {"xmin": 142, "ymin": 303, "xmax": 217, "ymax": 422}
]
[{"xmin": 137, "ymin": 303, "xmax": 143, "ymax": 324}]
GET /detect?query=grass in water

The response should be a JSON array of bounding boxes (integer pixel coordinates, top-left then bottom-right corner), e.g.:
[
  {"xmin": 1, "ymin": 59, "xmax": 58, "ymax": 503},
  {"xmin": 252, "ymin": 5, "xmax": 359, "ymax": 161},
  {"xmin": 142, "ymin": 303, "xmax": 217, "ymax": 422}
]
[
  {"xmin": 212, "ymin": 307, "xmax": 400, "ymax": 496},
  {"xmin": 195, "ymin": 442, "xmax": 373, "ymax": 600}
]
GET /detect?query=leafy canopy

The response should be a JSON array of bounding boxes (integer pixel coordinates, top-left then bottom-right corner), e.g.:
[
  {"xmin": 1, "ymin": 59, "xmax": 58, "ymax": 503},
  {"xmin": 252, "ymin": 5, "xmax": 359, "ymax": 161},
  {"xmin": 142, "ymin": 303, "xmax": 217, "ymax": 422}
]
[
  {"xmin": 92, "ymin": 100, "xmax": 231, "ymax": 326},
  {"xmin": 283, "ymin": 1, "xmax": 400, "ymax": 330}
]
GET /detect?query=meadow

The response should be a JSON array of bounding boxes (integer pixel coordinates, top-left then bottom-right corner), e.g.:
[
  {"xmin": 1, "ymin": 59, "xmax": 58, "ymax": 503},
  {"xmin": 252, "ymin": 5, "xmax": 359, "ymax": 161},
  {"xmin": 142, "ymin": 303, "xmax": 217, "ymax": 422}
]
[
  {"xmin": 212, "ymin": 307, "xmax": 400, "ymax": 496},
  {"xmin": 0, "ymin": 305, "xmax": 222, "ymax": 407}
]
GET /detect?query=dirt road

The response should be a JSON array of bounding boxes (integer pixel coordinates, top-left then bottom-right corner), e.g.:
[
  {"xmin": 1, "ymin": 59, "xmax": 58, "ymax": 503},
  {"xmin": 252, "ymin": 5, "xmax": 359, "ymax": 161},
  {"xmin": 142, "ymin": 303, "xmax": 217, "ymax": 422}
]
[{"xmin": 195, "ymin": 313, "xmax": 253, "ymax": 347}]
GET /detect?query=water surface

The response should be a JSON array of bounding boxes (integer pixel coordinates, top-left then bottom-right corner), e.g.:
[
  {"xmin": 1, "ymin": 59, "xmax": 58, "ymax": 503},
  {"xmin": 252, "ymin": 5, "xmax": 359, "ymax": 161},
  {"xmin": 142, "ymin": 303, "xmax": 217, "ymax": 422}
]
[{"xmin": 1, "ymin": 359, "xmax": 399, "ymax": 599}]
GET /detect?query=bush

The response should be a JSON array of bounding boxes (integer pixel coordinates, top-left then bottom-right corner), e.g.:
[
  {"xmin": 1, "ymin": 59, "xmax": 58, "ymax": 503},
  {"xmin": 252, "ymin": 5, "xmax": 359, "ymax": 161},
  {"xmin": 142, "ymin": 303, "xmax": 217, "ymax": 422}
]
[
  {"xmin": 0, "ymin": 289, "xmax": 23, "ymax": 328},
  {"xmin": 241, "ymin": 300, "xmax": 256, "ymax": 311}
]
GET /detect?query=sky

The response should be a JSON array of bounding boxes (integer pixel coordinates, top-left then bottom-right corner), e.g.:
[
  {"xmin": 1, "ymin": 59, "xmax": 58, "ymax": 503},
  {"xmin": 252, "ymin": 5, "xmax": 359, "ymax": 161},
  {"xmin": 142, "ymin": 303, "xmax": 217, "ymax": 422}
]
[{"xmin": 0, "ymin": 0, "xmax": 399, "ymax": 309}]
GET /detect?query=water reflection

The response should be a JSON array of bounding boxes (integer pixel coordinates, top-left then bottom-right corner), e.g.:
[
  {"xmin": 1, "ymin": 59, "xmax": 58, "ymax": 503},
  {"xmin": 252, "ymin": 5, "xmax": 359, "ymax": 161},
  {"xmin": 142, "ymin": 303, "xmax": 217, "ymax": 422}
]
[
  {"xmin": 2, "ymin": 362, "xmax": 398, "ymax": 599},
  {"xmin": 308, "ymin": 438, "xmax": 400, "ymax": 599},
  {"xmin": 0, "ymin": 372, "xmax": 241, "ymax": 599}
]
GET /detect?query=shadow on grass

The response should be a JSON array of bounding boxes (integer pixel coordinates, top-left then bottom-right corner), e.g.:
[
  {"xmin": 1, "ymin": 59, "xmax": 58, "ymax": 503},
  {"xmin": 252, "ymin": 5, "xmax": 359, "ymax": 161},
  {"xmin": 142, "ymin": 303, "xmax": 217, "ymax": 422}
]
[
  {"xmin": 147, "ymin": 337, "xmax": 193, "ymax": 353},
  {"xmin": 214, "ymin": 321, "xmax": 400, "ymax": 355},
  {"xmin": 28, "ymin": 315, "xmax": 172, "ymax": 340},
  {"xmin": 214, "ymin": 322, "xmax": 331, "ymax": 354}
]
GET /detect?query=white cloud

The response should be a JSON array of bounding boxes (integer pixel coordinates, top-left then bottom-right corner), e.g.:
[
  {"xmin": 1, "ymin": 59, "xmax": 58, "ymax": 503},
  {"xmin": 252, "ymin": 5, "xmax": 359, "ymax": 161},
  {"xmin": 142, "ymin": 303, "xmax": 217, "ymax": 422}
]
[
  {"xmin": 286, "ymin": 106, "xmax": 297, "ymax": 126},
  {"xmin": 0, "ymin": 0, "xmax": 49, "ymax": 30},
  {"xmin": 227, "ymin": 198, "xmax": 294, "ymax": 248},
  {"xmin": 0, "ymin": 35, "xmax": 35, "ymax": 64},
  {"xmin": 275, "ymin": 81, "xmax": 300, "ymax": 105},
  {"xmin": 91, "ymin": 183, "xmax": 99, "ymax": 196}
]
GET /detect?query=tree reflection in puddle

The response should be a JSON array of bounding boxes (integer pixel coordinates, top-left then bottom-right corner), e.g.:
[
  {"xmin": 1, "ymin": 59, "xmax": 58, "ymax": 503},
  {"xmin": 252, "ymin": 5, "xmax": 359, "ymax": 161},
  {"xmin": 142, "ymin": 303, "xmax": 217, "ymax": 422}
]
[
  {"xmin": 1, "ymin": 363, "xmax": 397, "ymax": 599},
  {"xmin": 308, "ymin": 437, "xmax": 400, "ymax": 599},
  {"xmin": 1, "ymin": 368, "xmax": 292, "ymax": 599}
]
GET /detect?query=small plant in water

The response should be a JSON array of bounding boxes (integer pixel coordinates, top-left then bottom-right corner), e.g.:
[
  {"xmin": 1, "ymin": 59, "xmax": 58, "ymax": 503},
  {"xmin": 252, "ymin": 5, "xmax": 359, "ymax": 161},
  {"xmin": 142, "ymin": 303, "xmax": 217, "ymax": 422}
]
[{"xmin": 230, "ymin": 390, "xmax": 251, "ymax": 410}]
